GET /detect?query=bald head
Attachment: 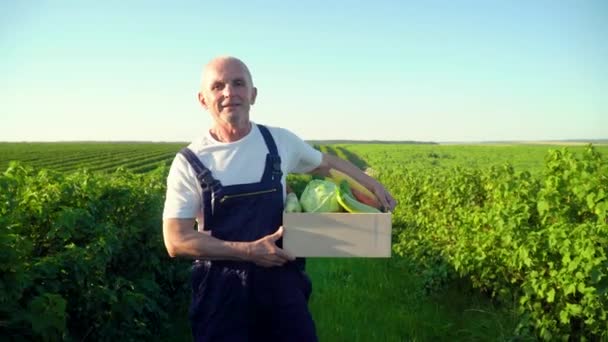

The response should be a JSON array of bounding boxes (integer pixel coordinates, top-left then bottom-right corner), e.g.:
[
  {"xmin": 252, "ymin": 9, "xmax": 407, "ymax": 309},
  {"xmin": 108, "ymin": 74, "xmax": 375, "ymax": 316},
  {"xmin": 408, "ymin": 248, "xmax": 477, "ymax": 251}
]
[
  {"xmin": 201, "ymin": 56, "xmax": 254, "ymax": 90},
  {"xmin": 197, "ymin": 56, "xmax": 258, "ymax": 130}
]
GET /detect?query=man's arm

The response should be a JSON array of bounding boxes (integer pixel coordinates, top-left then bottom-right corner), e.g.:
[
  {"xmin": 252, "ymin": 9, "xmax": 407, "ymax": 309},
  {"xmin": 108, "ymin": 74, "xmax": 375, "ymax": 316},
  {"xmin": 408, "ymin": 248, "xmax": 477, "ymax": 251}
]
[
  {"xmin": 309, "ymin": 153, "xmax": 397, "ymax": 211},
  {"xmin": 162, "ymin": 218, "xmax": 294, "ymax": 267}
]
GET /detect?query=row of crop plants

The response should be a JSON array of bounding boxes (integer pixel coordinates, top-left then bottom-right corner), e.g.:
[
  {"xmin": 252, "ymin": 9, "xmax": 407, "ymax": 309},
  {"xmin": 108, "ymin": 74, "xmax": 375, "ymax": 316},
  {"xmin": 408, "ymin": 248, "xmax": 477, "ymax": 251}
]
[
  {"xmin": 0, "ymin": 143, "xmax": 184, "ymax": 173},
  {"xmin": 350, "ymin": 144, "xmax": 607, "ymax": 340}
]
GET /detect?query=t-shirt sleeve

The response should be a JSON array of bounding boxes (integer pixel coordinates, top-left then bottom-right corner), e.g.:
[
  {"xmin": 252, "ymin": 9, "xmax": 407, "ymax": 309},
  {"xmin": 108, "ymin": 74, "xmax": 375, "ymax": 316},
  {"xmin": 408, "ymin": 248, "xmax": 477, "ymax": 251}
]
[
  {"xmin": 280, "ymin": 128, "xmax": 323, "ymax": 174},
  {"xmin": 162, "ymin": 154, "xmax": 202, "ymax": 219}
]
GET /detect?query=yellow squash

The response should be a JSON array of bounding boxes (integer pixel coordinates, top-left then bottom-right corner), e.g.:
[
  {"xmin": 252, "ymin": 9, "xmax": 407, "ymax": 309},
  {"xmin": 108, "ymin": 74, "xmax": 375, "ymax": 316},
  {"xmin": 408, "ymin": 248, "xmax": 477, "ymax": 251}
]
[{"xmin": 328, "ymin": 168, "xmax": 381, "ymax": 209}]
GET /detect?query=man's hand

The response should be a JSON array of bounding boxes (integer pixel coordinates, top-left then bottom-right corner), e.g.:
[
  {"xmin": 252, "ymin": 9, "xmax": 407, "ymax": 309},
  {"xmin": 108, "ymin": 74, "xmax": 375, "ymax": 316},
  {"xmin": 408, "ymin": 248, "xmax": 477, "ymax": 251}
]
[
  {"xmin": 246, "ymin": 226, "xmax": 295, "ymax": 267},
  {"xmin": 369, "ymin": 179, "xmax": 397, "ymax": 212}
]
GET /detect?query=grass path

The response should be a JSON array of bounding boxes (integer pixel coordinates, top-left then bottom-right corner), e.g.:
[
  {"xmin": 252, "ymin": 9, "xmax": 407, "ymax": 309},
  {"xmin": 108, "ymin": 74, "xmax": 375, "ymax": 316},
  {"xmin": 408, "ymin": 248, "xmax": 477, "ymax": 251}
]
[
  {"xmin": 164, "ymin": 257, "xmax": 523, "ymax": 341},
  {"xmin": 308, "ymin": 257, "xmax": 521, "ymax": 341}
]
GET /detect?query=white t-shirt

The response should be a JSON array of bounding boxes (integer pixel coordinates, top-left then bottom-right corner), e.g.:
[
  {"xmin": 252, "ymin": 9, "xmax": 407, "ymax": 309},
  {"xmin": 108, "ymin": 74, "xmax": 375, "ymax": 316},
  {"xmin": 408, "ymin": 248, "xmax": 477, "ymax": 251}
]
[{"xmin": 162, "ymin": 122, "xmax": 322, "ymax": 229}]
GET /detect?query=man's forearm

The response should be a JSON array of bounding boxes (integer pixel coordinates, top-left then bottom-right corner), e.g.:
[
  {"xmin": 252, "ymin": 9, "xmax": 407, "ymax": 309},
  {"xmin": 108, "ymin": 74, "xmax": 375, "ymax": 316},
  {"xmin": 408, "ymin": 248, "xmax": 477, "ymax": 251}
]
[
  {"xmin": 173, "ymin": 231, "xmax": 250, "ymax": 260},
  {"xmin": 163, "ymin": 219, "xmax": 293, "ymax": 267},
  {"xmin": 163, "ymin": 219, "xmax": 250, "ymax": 260}
]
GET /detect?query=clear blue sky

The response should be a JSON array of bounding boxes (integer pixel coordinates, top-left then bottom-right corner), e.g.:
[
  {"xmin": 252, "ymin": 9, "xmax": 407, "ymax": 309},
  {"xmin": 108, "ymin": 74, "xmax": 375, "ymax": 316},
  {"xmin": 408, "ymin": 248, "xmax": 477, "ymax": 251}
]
[{"xmin": 1, "ymin": 0, "xmax": 606, "ymax": 142}]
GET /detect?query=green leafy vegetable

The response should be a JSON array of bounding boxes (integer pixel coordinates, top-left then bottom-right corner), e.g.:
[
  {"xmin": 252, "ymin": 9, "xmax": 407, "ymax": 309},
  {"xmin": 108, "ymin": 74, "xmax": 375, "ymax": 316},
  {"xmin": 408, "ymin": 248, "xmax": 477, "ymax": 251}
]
[{"xmin": 300, "ymin": 179, "xmax": 341, "ymax": 213}]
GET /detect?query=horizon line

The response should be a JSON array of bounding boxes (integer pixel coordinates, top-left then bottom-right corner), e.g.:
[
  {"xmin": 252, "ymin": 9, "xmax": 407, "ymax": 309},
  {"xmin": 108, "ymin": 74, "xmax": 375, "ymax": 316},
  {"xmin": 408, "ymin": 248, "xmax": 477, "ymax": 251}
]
[{"xmin": 1, "ymin": 138, "xmax": 607, "ymax": 145}]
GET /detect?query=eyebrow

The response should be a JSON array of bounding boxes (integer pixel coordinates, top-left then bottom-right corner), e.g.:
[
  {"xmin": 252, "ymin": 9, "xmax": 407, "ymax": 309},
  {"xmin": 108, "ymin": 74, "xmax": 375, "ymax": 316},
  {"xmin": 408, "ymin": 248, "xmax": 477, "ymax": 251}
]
[{"xmin": 211, "ymin": 77, "xmax": 246, "ymax": 86}]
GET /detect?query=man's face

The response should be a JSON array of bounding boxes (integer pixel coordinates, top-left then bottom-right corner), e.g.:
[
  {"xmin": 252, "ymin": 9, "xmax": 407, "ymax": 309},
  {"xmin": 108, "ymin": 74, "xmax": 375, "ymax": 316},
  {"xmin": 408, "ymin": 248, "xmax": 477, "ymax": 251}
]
[{"xmin": 198, "ymin": 59, "xmax": 257, "ymax": 127}]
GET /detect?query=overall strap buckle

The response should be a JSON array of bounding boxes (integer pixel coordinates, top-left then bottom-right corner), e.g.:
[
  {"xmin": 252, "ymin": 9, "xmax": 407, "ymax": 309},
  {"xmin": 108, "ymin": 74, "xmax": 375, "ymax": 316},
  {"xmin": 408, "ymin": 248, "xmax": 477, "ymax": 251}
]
[
  {"xmin": 267, "ymin": 154, "xmax": 283, "ymax": 181},
  {"xmin": 196, "ymin": 169, "xmax": 220, "ymax": 190},
  {"xmin": 179, "ymin": 147, "xmax": 221, "ymax": 190}
]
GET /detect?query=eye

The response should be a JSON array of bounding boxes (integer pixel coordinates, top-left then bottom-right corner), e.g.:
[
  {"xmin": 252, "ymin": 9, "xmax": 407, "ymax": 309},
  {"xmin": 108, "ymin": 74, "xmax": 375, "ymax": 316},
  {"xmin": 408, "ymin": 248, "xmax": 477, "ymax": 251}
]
[
  {"xmin": 211, "ymin": 83, "xmax": 223, "ymax": 90},
  {"xmin": 234, "ymin": 79, "xmax": 245, "ymax": 87}
]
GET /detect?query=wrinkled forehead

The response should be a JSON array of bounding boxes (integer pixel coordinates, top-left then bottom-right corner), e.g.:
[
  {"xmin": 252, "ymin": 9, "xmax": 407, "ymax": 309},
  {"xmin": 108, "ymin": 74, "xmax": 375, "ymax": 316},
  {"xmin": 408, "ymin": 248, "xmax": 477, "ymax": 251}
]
[{"xmin": 201, "ymin": 58, "xmax": 253, "ymax": 87}]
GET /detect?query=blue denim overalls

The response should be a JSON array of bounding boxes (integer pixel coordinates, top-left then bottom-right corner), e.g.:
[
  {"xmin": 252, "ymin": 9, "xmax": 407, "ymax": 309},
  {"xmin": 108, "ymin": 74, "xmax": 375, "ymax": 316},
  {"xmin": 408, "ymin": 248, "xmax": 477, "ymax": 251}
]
[{"xmin": 179, "ymin": 125, "xmax": 317, "ymax": 342}]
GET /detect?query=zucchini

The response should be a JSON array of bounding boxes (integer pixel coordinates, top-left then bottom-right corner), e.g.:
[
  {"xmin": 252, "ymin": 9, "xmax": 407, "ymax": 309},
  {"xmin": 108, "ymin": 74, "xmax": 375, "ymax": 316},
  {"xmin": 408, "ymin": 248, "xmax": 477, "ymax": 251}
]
[{"xmin": 336, "ymin": 180, "xmax": 381, "ymax": 213}]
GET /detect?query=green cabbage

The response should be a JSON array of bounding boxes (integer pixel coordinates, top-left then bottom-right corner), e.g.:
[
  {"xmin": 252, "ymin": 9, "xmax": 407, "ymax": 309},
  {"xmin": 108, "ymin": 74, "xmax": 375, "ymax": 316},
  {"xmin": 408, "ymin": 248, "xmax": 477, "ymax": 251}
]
[{"xmin": 300, "ymin": 179, "xmax": 341, "ymax": 213}]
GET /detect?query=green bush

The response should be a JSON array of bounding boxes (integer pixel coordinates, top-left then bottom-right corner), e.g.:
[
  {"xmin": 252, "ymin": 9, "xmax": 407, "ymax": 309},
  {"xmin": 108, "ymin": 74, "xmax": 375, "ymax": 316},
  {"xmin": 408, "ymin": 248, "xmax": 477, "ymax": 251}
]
[
  {"xmin": 0, "ymin": 163, "xmax": 190, "ymax": 341},
  {"xmin": 393, "ymin": 146, "xmax": 608, "ymax": 340}
]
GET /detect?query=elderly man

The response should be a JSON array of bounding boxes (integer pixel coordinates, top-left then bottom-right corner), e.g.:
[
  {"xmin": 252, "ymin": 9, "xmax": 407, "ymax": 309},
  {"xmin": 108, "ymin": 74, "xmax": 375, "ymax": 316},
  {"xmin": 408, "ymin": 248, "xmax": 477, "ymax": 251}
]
[{"xmin": 162, "ymin": 56, "xmax": 396, "ymax": 341}]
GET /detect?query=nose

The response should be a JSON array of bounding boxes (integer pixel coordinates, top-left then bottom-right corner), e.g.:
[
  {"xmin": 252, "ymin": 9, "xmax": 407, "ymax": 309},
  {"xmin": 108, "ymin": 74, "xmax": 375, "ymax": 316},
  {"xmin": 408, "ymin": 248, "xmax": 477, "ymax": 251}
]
[{"xmin": 222, "ymin": 84, "xmax": 234, "ymax": 97}]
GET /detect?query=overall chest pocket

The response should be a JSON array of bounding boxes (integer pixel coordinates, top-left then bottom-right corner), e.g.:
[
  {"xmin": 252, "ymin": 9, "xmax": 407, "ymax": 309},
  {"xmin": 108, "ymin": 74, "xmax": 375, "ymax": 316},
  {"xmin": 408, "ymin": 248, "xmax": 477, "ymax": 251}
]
[{"xmin": 218, "ymin": 188, "xmax": 279, "ymax": 204}]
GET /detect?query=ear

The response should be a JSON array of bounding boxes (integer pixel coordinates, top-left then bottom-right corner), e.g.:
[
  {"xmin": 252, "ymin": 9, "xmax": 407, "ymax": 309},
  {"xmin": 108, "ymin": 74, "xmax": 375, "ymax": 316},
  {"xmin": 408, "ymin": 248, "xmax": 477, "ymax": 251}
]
[
  {"xmin": 250, "ymin": 87, "xmax": 258, "ymax": 105},
  {"xmin": 197, "ymin": 92, "xmax": 208, "ymax": 109}
]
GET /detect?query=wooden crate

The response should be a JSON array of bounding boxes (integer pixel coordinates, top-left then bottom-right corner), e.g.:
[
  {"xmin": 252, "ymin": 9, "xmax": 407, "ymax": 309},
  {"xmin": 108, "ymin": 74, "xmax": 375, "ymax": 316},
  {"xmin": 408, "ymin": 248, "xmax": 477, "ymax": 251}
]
[{"xmin": 283, "ymin": 213, "xmax": 392, "ymax": 257}]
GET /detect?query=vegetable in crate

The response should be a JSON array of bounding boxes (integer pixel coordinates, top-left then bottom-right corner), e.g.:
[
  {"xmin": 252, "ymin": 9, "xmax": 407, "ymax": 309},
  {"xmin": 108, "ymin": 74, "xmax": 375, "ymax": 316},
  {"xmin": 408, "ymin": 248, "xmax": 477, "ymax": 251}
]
[
  {"xmin": 300, "ymin": 179, "xmax": 342, "ymax": 212},
  {"xmin": 284, "ymin": 192, "xmax": 302, "ymax": 213},
  {"xmin": 328, "ymin": 168, "xmax": 382, "ymax": 210},
  {"xmin": 336, "ymin": 180, "xmax": 381, "ymax": 213}
]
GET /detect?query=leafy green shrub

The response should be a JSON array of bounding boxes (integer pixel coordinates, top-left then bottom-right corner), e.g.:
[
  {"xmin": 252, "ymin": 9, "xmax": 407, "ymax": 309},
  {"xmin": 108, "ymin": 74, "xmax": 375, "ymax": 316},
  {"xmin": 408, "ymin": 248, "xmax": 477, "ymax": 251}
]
[
  {"xmin": 0, "ymin": 163, "xmax": 190, "ymax": 341},
  {"xmin": 393, "ymin": 146, "xmax": 608, "ymax": 340}
]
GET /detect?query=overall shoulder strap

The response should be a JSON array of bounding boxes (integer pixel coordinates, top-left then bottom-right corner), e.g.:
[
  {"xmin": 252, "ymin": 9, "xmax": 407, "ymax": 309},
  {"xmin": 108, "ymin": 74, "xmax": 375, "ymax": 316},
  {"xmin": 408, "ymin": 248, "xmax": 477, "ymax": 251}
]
[
  {"xmin": 178, "ymin": 147, "xmax": 219, "ymax": 189},
  {"xmin": 178, "ymin": 147, "xmax": 220, "ymax": 229},
  {"xmin": 257, "ymin": 125, "xmax": 282, "ymax": 182},
  {"xmin": 257, "ymin": 124, "xmax": 279, "ymax": 156}
]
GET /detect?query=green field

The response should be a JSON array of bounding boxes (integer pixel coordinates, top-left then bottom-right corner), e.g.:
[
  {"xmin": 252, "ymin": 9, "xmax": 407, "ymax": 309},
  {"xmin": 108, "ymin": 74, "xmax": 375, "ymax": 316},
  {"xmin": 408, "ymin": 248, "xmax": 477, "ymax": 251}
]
[
  {"xmin": 1, "ymin": 142, "xmax": 606, "ymax": 341},
  {"xmin": 3, "ymin": 141, "xmax": 605, "ymax": 174},
  {"xmin": 0, "ymin": 142, "xmax": 184, "ymax": 174},
  {"xmin": 323, "ymin": 143, "xmax": 608, "ymax": 173}
]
